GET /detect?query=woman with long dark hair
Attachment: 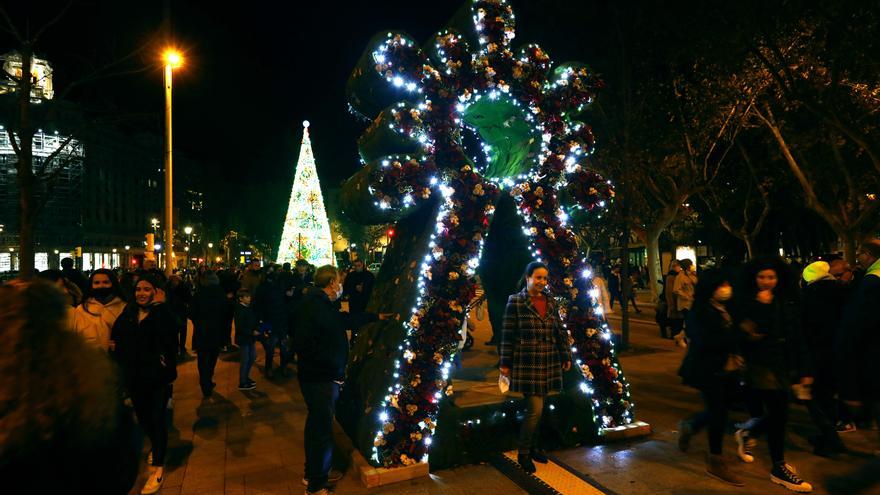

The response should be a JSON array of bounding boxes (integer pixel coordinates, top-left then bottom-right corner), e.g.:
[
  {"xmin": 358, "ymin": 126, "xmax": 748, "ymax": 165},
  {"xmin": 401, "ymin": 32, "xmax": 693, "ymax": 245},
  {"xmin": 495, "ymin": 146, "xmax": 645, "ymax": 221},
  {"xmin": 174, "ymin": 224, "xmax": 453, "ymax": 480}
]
[
  {"xmin": 499, "ymin": 261, "xmax": 572, "ymax": 473},
  {"xmin": 735, "ymin": 257, "xmax": 813, "ymax": 493},
  {"xmin": 110, "ymin": 274, "xmax": 179, "ymax": 495},
  {"xmin": 71, "ymin": 268, "xmax": 126, "ymax": 351},
  {"xmin": 677, "ymin": 269, "xmax": 743, "ymax": 486}
]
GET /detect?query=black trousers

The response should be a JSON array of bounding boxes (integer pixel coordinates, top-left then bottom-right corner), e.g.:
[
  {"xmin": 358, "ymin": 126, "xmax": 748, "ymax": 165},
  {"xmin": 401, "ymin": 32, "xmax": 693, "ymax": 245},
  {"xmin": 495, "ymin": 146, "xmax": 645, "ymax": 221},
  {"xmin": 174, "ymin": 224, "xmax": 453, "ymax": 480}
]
[
  {"xmin": 197, "ymin": 349, "xmax": 219, "ymax": 395},
  {"xmin": 131, "ymin": 384, "xmax": 168, "ymax": 466},
  {"xmin": 300, "ymin": 380, "xmax": 340, "ymax": 492},
  {"xmin": 177, "ymin": 319, "xmax": 188, "ymax": 353},
  {"xmin": 807, "ymin": 369, "xmax": 841, "ymax": 445},
  {"xmin": 690, "ymin": 380, "xmax": 734, "ymax": 455},
  {"xmin": 744, "ymin": 388, "xmax": 789, "ymax": 464}
]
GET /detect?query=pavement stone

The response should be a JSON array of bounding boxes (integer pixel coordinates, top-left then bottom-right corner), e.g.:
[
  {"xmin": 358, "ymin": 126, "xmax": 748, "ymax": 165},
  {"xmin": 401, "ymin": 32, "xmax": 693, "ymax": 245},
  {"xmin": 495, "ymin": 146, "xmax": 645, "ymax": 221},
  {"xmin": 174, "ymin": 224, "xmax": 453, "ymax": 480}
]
[{"xmin": 126, "ymin": 296, "xmax": 878, "ymax": 495}]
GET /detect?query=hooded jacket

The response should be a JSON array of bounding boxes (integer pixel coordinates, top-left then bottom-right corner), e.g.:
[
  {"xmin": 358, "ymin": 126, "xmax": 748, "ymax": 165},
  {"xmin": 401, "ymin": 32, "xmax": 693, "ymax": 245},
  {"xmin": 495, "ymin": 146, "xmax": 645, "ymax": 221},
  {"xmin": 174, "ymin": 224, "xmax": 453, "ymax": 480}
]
[{"xmin": 71, "ymin": 296, "xmax": 126, "ymax": 351}]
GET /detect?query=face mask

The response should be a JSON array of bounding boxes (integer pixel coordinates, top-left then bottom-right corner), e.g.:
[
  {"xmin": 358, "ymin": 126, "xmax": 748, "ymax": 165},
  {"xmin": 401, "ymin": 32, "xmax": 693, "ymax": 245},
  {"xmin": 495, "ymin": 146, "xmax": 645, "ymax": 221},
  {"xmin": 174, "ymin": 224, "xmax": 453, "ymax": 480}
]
[
  {"xmin": 715, "ymin": 286, "xmax": 733, "ymax": 301},
  {"xmin": 92, "ymin": 287, "xmax": 114, "ymax": 302}
]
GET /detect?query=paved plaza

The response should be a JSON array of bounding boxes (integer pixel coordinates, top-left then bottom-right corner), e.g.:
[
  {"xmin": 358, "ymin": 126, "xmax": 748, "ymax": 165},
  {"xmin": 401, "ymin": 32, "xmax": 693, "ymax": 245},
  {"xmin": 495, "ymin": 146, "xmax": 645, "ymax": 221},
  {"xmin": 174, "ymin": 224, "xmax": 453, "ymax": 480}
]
[{"xmin": 131, "ymin": 295, "xmax": 879, "ymax": 494}]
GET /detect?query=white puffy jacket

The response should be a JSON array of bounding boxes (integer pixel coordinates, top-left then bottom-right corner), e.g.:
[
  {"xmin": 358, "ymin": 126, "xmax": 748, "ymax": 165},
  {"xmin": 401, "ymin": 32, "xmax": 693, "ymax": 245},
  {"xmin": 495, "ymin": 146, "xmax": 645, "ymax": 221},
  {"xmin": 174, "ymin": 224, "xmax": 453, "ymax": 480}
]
[{"xmin": 71, "ymin": 297, "xmax": 126, "ymax": 350}]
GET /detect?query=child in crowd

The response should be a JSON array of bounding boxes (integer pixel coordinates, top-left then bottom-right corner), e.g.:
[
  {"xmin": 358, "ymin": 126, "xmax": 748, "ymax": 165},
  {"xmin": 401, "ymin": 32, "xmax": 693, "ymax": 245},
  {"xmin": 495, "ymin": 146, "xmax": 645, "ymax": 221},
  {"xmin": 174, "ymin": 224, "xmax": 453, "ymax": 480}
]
[{"xmin": 234, "ymin": 288, "xmax": 260, "ymax": 390}]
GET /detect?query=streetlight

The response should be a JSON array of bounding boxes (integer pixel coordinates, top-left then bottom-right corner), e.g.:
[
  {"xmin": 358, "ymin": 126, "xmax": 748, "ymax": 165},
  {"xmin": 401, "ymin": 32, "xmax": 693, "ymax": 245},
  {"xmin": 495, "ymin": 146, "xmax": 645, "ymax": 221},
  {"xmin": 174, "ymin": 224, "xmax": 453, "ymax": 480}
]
[
  {"xmin": 163, "ymin": 48, "xmax": 183, "ymax": 276},
  {"xmin": 184, "ymin": 226, "xmax": 193, "ymax": 235}
]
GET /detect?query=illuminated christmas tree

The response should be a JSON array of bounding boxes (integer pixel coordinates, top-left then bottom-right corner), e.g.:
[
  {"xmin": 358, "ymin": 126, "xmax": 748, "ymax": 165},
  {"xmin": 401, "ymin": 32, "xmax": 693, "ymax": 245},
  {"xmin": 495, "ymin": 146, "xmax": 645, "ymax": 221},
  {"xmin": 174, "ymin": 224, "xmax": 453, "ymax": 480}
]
[{"xmin": 276, "ymin": 120, "xmax": 334, "ymax": 266}]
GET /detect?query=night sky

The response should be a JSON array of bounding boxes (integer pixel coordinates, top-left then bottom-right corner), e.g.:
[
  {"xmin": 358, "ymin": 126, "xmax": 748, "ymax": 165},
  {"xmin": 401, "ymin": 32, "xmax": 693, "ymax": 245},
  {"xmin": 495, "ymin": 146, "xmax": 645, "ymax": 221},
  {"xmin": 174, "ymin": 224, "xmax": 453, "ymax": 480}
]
[{"xmin": 2, "ymin": 1, "xmax": 631, "ymax": 244}]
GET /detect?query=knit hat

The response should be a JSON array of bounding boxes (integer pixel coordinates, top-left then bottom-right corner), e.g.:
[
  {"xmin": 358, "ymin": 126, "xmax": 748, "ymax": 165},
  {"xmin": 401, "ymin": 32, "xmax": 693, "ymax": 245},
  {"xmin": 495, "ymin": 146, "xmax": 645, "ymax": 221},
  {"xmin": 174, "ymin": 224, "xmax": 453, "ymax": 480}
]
[{"xmin": 802, "ymin": 261, "xmax": 831, "ymax": 284}]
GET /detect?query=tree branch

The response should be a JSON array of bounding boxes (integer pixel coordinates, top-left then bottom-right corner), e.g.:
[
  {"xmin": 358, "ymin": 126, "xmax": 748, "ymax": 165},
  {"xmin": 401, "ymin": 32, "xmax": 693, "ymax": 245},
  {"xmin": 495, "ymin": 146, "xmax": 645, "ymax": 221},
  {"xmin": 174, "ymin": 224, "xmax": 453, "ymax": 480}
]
[
  {"xmin": 0, "ymin": 5, "xmax": 22, "ymax": 43},
  {"xmin": 6, "ymin": 128, "xmax": 20, "ymax": 155},
  {"xmin": 57, "ymin": 37, "xmax": 156, "ymax": 100},
  {"xmin": 31, "ymin": 0, "xmax": 75, "ymax": 44},
  {"xmin": 34, "ymin": 134, "xmax": 77, "ymax": 177}
]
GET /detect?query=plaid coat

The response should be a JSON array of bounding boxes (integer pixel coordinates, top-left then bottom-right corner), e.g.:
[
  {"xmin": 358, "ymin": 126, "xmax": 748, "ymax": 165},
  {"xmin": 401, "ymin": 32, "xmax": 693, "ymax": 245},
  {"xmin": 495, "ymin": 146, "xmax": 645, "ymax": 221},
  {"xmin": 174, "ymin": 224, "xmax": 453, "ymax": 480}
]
[{"xmin": 500, "ymin": 289, "xmax": 572, "ymax": 396}]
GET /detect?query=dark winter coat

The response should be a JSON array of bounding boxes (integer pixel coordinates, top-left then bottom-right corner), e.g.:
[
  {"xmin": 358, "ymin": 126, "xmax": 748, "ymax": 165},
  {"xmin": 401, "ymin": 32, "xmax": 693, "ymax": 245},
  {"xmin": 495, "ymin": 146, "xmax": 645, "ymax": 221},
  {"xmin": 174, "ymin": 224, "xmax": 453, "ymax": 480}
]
[
  {"xmin": 344, "ymin": 269, "xmax": 375, "ymax": 314},
  {"xmin": 167, "ymin": 280, "xmax": 191, "ymax": 329},
  {"xmin": 500, "ymin": 289, "xmax": 572, "ymax": 396},
  {"xmin": 110, "ymin": 303, "xmax": 178, "ymax": 387},
  {"xmin": 233, "ymin": 303, "xmax": 259, "ymax": 346},
  {"xmin": 293, "ymin": 288, "xmax": 377, "ymax": 382},
  {"xmin": 608, "ymin": 273, "xmax": 621, "ymax": 296},
  {"xmin": 836, "ymin": 270, "xmax": 880, "ymax": 401},
  {"xmin": 678, "ymin": 301, "xmax": 739, "ymax": 389},
  {"xmin": 255, "ymin": 277, "xmax": 288, "ymax": 336},
  {"xmin": 738, "ymin": 297, "xmax": 811, "ymax": 390},
  {"xmin": 801, "ymin": 278, "xmax": 849, "ymax": 376},
  {"xmin": 190, "ymin": 283, "xmax": 227, "ymax": 351}
]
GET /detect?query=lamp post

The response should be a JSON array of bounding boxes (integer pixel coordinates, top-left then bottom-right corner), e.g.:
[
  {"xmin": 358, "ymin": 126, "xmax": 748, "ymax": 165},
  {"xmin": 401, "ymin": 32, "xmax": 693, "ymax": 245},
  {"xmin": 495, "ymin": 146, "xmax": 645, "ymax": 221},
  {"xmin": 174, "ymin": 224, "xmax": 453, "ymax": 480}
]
[{"xmin": 163, "ymin": 49, "xmax": 183, "ymax": 276}]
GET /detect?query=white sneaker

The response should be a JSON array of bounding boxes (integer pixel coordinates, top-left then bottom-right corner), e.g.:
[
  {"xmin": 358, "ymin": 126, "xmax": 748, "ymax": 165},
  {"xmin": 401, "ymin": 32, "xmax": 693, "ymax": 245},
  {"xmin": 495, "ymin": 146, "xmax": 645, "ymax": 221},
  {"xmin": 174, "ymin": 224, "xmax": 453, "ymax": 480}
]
[
  {"xmin": 771, "ymin": 463, "xmax": 812, "ymax": 493},
  {"xmin": 141, "ymin": 467, "xmax": 164, "ymax": 494},
  {"xmin": 735, "ymin": 429, "xmax": 754, "ymax": 463},
  {"xmin": 674, "ymin": 332, "xmax": 688, "ymax": 348}
]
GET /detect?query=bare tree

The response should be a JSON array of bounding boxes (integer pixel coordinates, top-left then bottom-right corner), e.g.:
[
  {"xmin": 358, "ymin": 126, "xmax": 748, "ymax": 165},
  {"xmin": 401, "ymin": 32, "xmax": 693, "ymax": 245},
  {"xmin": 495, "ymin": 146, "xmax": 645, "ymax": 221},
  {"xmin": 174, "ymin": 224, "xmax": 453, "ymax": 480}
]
[
  {"xmin": 701, "ymin": 142, "xmax": 771, "ymax": 259},
  {"xmin": 739, "ymin": 8, "xmax": 880, "ymax": 261},
  {"xmin": 0, "ymin": 3, "xmax": 152, "ymax": 277}
]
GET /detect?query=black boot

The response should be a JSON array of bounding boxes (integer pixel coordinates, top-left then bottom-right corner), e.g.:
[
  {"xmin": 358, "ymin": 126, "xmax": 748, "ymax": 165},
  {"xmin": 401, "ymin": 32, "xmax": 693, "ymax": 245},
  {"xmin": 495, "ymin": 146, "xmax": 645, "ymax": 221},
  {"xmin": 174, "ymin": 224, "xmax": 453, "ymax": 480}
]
[
  {"xmin": 530, "ymin": 449, "xmax": 549, "ymax": 463},
  {"xmin": 517, "ymin": 453, "xmax": 536, "ymax": 473}
]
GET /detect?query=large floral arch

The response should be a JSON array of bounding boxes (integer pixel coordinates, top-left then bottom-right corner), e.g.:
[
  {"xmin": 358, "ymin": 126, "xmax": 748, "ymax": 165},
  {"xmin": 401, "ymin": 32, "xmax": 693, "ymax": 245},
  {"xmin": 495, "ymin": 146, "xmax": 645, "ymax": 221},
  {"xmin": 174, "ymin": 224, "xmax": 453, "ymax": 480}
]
[{"xmin": 342, "ymin": 0, "xmax": 635, "ymax": 467}]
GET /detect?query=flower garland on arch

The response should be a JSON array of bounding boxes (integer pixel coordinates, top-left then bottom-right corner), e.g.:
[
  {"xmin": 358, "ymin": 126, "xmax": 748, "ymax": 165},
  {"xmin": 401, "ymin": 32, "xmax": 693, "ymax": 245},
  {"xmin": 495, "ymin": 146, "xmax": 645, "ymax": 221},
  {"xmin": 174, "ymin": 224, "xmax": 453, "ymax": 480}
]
[{"xmin": 348, "ymin": 0, "xmax": 634, "ymax": 468}]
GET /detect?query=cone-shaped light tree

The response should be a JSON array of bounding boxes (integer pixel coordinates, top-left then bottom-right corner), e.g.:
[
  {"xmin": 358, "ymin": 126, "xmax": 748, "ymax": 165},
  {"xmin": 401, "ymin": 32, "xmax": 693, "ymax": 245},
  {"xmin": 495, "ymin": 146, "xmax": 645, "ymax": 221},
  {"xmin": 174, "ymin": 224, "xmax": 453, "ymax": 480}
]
[{"xmin": 277, "ymin": 121, "xmax": 334, "ymax": 266}]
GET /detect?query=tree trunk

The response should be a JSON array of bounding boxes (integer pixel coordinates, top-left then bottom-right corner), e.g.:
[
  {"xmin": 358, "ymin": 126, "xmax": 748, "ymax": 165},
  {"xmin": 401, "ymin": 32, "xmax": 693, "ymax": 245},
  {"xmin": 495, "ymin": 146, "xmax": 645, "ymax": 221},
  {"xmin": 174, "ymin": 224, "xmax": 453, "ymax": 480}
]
[
  {"xmin": 744, "ymin": 235, "xmax": 755, "ymax": 260},
  {"xmin": 645, "ymin": 229, "xmax": 662, "ymax": 301},
  {"xmin": 644, "ymin": 204, "xmax": 679, "ymax": 300},
  {"xmin": 17, "ymin": 46, "xmax": 35, "ymax": 278},
  {"xmin": 840, "ymin": 230, "xmax": 858, "ymax": 264},
  {"xmin": 620, "ymin": 224, "xmax": 630, "ymax": 350}
]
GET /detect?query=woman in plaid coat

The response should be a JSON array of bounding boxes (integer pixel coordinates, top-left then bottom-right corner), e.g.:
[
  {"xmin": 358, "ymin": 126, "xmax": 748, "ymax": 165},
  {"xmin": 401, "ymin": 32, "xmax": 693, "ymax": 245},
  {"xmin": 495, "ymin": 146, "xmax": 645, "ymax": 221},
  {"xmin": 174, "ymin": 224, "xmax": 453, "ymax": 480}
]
[{"xmin": 500, "ymin": 262, "xmax": 572, "ymax": 473}]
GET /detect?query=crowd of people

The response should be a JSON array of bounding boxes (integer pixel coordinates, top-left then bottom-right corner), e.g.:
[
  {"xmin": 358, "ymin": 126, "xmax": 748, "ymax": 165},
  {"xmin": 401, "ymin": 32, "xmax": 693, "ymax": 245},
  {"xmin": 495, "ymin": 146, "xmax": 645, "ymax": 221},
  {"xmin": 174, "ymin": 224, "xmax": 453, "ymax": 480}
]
[
  {"xmin": 2, "ymin": 238, "xmax": 878, "ymax": 494},
  {"xmin": 674, "ymin": 239, "xmax": 880, "ymax": 493},
  {"xmin": 0, "ymin": 255, "xmax": 379, "ymax": 495}
]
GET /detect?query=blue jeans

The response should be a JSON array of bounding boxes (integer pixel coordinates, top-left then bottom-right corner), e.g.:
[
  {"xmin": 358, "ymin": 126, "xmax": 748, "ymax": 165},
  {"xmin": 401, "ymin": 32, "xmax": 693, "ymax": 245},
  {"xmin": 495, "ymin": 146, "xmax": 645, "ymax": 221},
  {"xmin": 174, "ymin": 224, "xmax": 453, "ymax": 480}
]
[
  {"xmin": 239, "ymin": 342, "xmax": 256, "ymax": 385},
  {"xmin": 261, "ymin": 332, "xmax": 289, "ymax": 370},
  {"xmin": 300, "ymin": 380, "xmax": 340, "ymax": 492}
]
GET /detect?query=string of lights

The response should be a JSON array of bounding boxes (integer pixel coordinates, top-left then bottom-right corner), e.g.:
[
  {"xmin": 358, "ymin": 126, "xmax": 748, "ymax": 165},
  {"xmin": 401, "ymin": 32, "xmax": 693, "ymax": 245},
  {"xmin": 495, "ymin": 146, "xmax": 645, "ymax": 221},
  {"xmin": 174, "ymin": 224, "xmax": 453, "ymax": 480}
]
[{"xmin": 347, "ymin": 0, "xmax": 634, "ymax": 468}]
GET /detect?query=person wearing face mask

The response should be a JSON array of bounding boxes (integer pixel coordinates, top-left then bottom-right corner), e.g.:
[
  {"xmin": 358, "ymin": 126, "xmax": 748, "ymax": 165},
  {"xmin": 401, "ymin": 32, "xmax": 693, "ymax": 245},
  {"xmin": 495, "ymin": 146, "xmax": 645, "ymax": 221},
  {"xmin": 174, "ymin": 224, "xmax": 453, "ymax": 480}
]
[
  {"xmin": 110, "ymin": 275, "xmax": 179, "ymax": 495},
  {"xmin": 293, "ymin": 265, "xmax": 394, "ymax": 495},
  {"xmin": 677, "ymin": 269, "xmax": 743, "ymax": 486},
  {"xmin": 500, "ymin": 261, "xmax": 573, "ymax": 474},
  {"xmin": 71, "ymin": 268, "xmax": 127, "ymax": 351}
]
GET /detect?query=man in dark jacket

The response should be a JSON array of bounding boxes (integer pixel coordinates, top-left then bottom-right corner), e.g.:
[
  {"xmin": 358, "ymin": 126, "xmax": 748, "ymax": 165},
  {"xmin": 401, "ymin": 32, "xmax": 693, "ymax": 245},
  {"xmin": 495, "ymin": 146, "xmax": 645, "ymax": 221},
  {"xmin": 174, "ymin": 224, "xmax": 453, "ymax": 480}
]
[
  {"xmin": 829, "ymin": 240, "xmax": 880, "ymax": 493},
  {"xmin": 60, "ymin": 256, "xmax": 89, "ymax": 294},
  {"xmin": 837, "ymin": 241, "xmax": 880, "ymax": 405},
  {"xmin": 190, "ymin": 271, "xmax": 227, "ymax": 397},
  {"xmin": 801, "ymin": 261, "xmax": 848, "ymax": 455},
  {"xmin": 343, "ymin": 259, "xmax": 375, "ymax": 316},
  {"xmin": 256, "ymin": 271, "xmax": 290, "ymax": 378},
  {"xmin": 294, "ymin": 265, "xmax": 389, "ymax": 495}
]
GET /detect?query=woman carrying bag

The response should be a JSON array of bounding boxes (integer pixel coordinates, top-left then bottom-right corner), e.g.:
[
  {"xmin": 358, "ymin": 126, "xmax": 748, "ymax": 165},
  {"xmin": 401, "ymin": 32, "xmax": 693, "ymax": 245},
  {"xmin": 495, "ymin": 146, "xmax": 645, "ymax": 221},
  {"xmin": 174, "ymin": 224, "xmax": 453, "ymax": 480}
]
[{"xmin": 499, "ymin": 262, "xmax": 572, "ymax": 473}]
